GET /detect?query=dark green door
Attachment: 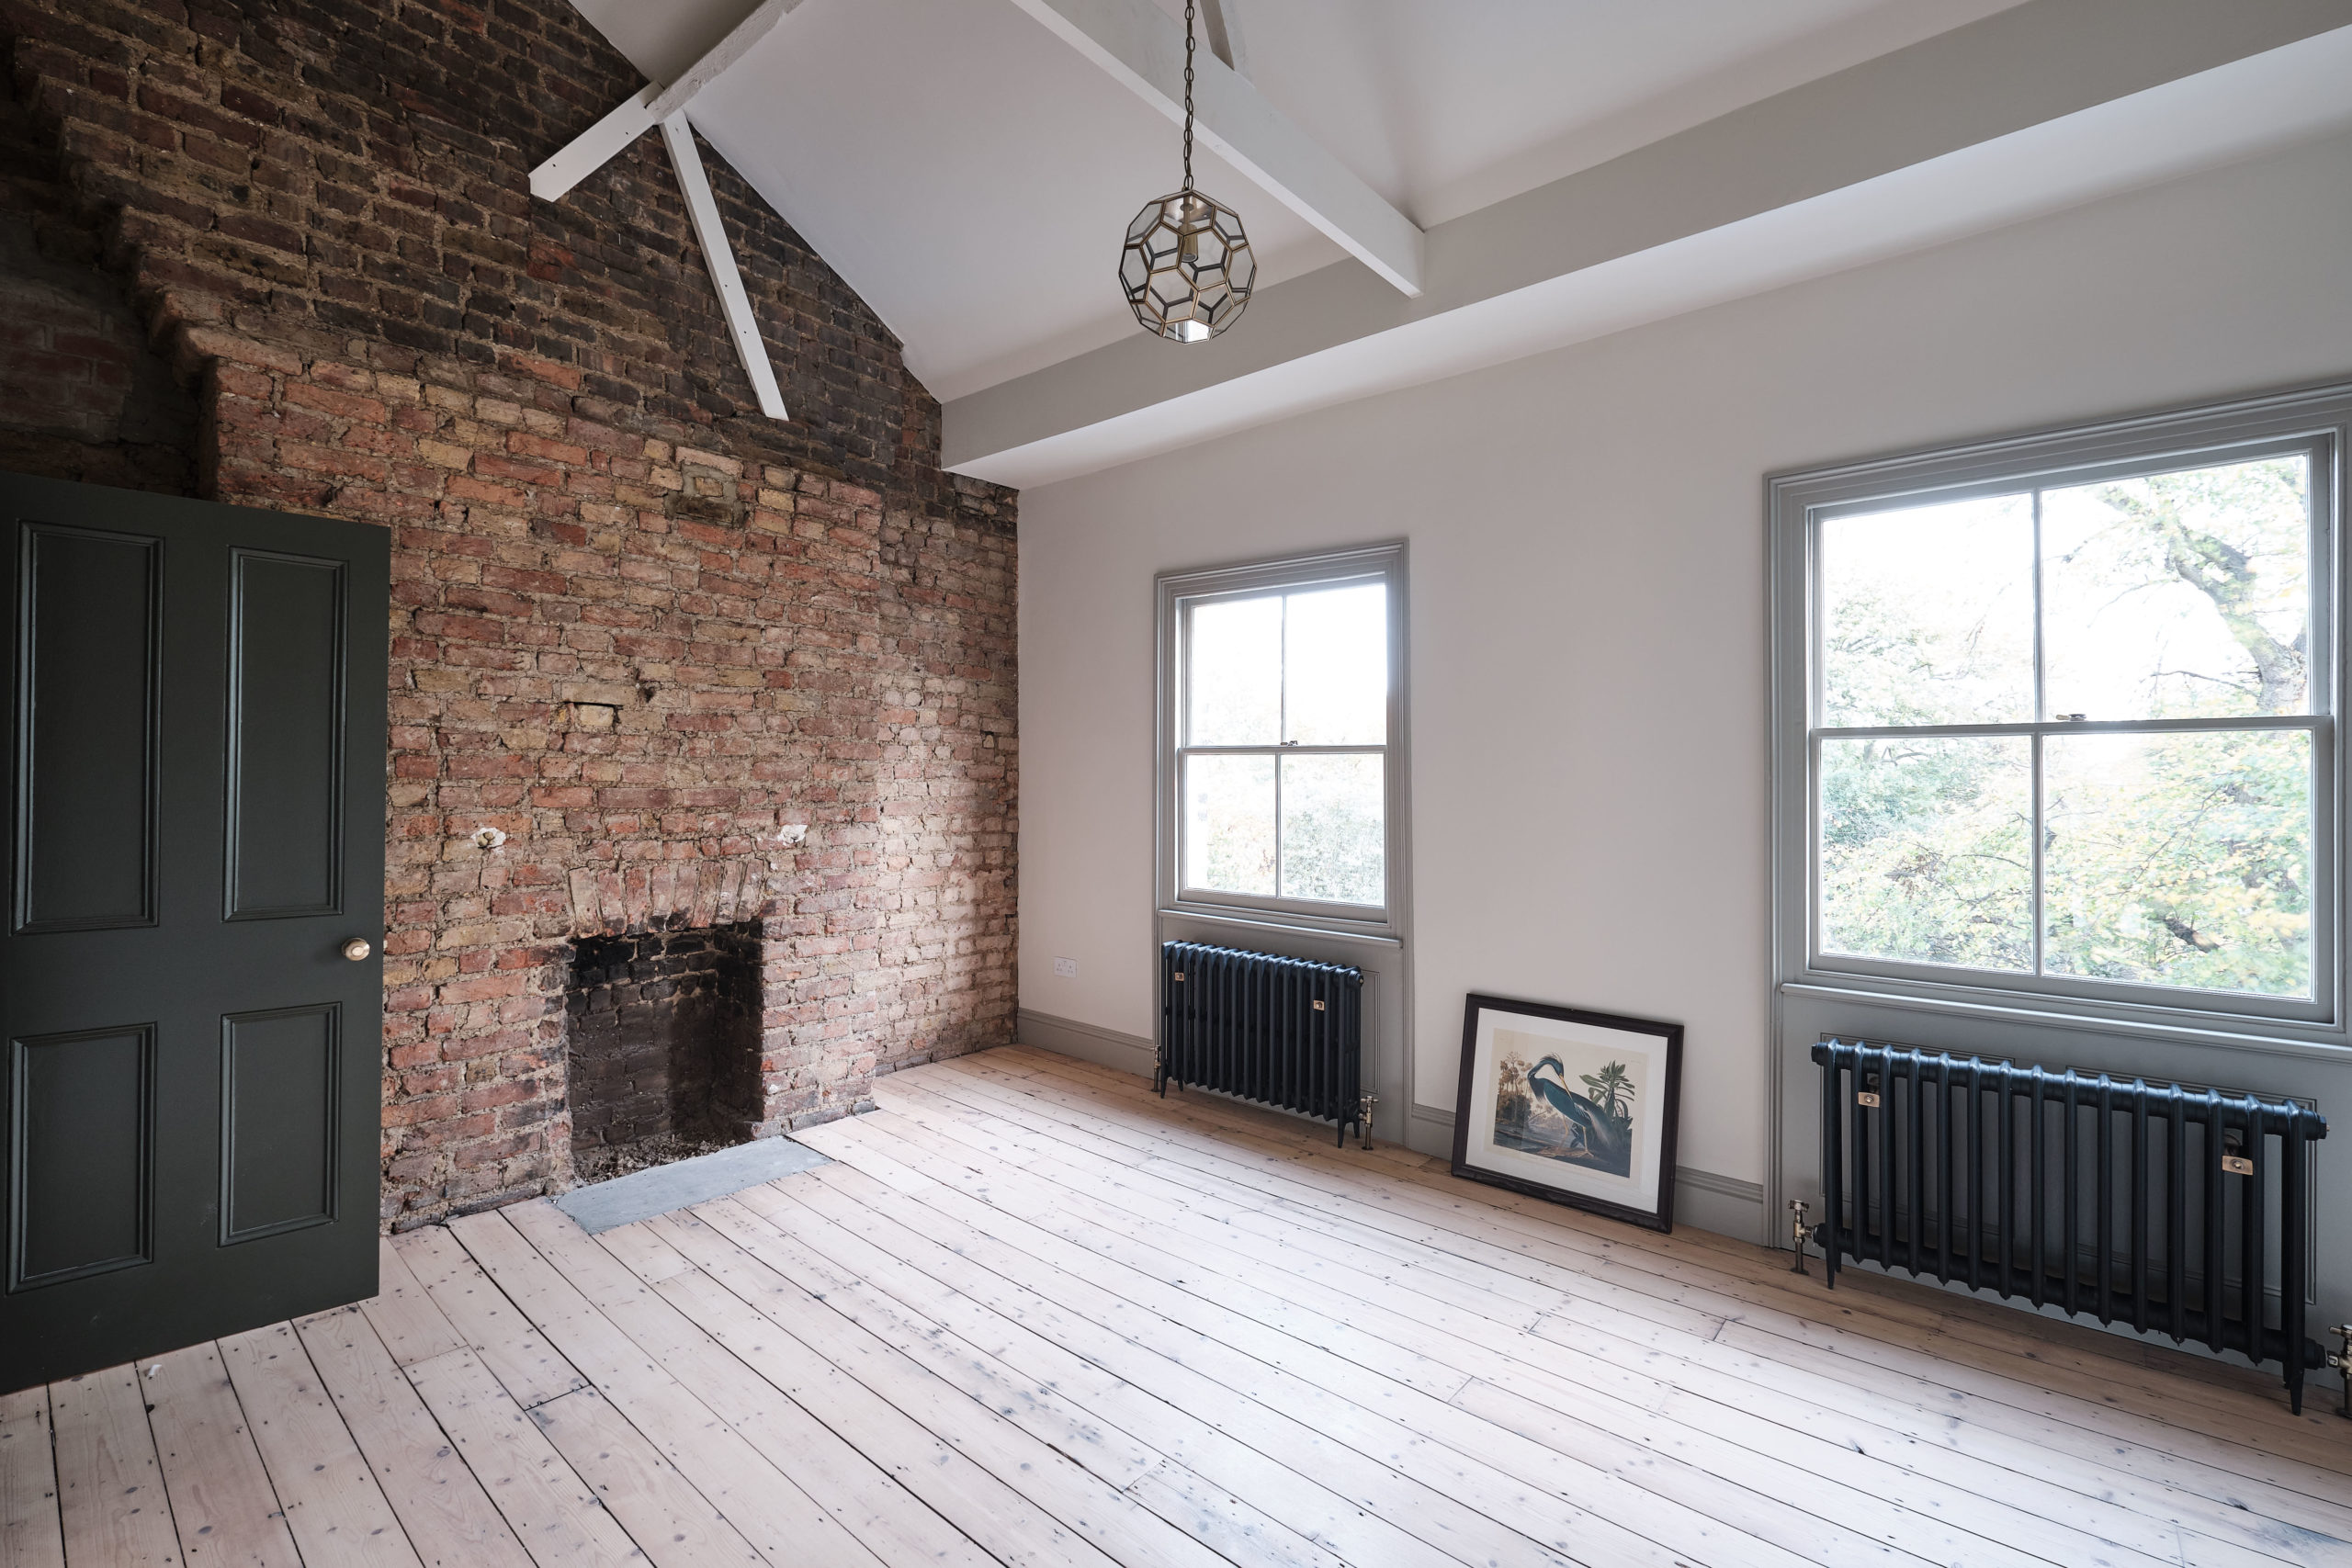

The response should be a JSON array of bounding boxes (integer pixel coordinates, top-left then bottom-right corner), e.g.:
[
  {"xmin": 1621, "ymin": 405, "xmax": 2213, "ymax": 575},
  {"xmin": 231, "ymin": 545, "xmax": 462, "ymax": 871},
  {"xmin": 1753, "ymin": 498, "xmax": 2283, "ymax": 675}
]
[{"xmin": 2, "ymin": 472, "xmax": 388, "ymax": 1393}]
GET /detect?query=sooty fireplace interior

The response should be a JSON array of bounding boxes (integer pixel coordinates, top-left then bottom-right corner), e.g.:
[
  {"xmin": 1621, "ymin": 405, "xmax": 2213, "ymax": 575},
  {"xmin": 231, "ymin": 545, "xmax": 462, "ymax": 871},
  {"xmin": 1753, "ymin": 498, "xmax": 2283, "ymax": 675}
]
[{"xmin": 566, "ymin": 923, "xmax": 763, "ymax": 1182}]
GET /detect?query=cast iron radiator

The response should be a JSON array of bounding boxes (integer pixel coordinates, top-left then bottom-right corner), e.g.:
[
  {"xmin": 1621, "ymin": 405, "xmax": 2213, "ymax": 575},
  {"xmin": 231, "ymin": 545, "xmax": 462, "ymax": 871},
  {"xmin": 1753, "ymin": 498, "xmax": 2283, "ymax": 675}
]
[
  {"xmin": 1810, "ymin": 1039, "xmax": 2330, "ymax": 1411},
  {"xmin": 1159, "ymin": 942, "xmax": 1367, "ymax": 1146}
]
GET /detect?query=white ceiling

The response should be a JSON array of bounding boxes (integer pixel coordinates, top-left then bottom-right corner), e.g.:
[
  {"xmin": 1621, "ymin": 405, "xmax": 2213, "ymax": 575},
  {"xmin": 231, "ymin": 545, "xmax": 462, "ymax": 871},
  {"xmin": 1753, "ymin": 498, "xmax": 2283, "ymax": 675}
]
[
  {"xmin": 1135, "ymin": 0, "xmax": 2023, "ymax": 228},
  {"xmin": 567, "ymin": 0, "xmax": 2026, "ymax": 402}
]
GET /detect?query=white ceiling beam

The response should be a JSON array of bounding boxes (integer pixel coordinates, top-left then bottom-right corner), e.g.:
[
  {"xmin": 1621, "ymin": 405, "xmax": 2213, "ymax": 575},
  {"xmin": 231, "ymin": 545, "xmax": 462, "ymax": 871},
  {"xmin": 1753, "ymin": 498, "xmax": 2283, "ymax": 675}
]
[
  {"xmin": 1001, "ymin": 0, "xmax": 1424, "ymax": 297},
  {"xmin": 660, "ymin": 113, "xmax": 789, "ymax": 421},
  {"xmin": 946, "ymin": 1, "xmax": 2352, "ymax": 487},
  {"xmin": 530, "ymin": 0, "xmax": 809, "ymax": 202},
  {"xmin": 1200, "ymin": 0, "xmax": 1247, "ymax": 77}
]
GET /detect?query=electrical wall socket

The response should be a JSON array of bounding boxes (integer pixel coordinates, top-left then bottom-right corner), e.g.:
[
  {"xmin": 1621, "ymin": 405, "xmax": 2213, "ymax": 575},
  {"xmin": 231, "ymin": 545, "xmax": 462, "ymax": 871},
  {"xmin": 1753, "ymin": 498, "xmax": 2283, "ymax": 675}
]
[{"xmin": 1053, "ymin": 956, "xmax": 1078, "ymax": 977}]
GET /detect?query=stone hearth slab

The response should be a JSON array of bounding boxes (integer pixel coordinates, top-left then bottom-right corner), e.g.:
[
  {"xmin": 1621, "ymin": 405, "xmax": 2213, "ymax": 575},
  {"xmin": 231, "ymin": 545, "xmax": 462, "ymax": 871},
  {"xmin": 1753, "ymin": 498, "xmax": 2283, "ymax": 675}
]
[{"xmin": 551, "ymin": 1135, "xmax": 831, "ymax": 1234}]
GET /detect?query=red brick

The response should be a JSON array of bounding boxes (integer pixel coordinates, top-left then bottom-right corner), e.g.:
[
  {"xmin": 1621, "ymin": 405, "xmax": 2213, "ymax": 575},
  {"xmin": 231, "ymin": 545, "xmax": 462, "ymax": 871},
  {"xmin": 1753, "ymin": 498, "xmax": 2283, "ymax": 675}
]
[{"xmin": 285, "ymin": 381, "xmax": 390, "ymax": 424}]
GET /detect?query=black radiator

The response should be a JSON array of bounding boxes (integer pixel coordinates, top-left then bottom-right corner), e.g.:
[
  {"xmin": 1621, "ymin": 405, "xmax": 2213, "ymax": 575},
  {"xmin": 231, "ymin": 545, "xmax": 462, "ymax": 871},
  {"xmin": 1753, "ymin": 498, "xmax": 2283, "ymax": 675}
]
[
  {"xmin": 1159, "ymin": 942, "xmax": 1366, "ymax": 1145},
  {"xmin": 1811, "ymin": 1039, "xmax": 2329, "ymax": 1411}
]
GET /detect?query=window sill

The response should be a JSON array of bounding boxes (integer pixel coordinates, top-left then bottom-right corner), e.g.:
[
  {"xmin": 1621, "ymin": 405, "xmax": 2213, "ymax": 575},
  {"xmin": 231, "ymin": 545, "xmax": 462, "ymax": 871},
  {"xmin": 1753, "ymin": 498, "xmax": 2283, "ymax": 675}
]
[
  {"xmin": 1158, "ymin": 904, "xmax": 1403, "ymax": 947},
  {"xmin": 1779, "ymin": 977, "xmax": 2352, "ymax": 1062}
]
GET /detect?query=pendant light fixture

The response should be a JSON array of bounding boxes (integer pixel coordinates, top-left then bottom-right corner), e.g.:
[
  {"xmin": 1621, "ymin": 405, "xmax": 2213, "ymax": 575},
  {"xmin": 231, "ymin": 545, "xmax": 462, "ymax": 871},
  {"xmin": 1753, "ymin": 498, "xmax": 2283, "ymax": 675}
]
[{"xmin": 1119, "ymin": 0, "xmax": 1254, "ymax": 342}]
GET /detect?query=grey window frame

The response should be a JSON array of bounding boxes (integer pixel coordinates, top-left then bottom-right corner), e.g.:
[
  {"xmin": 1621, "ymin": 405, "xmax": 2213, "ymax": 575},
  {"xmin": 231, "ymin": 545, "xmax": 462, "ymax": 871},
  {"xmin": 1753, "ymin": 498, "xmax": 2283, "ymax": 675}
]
[
  {"xmin": 1770, "ymin": 382, "xmax": 2349, "ymax": 1039},
  {"xmin": 1157, "ymin": 543, "xmax": 1408, "ymax": 937}
]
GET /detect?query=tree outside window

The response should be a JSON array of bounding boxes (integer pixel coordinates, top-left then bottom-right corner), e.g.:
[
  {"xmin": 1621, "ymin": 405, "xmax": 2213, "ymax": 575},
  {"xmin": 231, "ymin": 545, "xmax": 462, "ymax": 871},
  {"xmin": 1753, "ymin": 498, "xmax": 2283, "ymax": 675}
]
[{"xmin": 1815, "ymin": 452, "xmax": 2318, "ymax": 1000}]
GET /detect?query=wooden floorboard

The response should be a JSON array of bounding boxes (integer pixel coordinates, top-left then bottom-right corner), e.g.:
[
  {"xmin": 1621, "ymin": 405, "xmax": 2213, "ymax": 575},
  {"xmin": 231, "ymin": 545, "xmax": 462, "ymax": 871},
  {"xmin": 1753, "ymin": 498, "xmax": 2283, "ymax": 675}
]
[
  {"xmin": 359, "ymin": 1240, "xmax": 466, "ymax": 1370},
  {"xmin": 11, "ymin": 1046, "xmax": 2352, "ymax": 1568},
  {"xmin": 880, "ymin": 1062, "xmax": 2347, "ymax": 1560},
  {"xmin": 982, "ymin": 1048, "xmax": 2352, "ymax": 1480},
  {"xmin": 293, "ymin": 1305, "xmax": 536, "ymax": 1568},
  {"xmin": 776, "ymin": 1159, "xmax": 1826, "ymax": 1568},
  {"xmin": 49, "ymin": 1366, "xmax": 182, "ymax": 1567},
  {"xmin": 1003, "ymin": 1050, "xmax": 2325, "ymax": 1408},
  {"xmin": 0, "ymin": 1389, "xmax": 64, "ymax": 1568},
  {"xmin": 218, "ymin": 1325, "xmax": 422, "ymax": 1568},
  {"xmin": 400, "ymin": 1344, "xmax": 644, "ymax": 1568},
  {"xmin": 842, "ymin": 1104, "xmax": 2201, "ymax": 1568},
  {"xmin": 142, "ymin": 1342, "xmax": 300, "ymax": 1568},
  {"xmin": 720, "ymin": 1180, "xmax": 1570, "ymax": 1568},
  {"xmin": 502, "ymin": 1198, "xmax": 999, "ymax": 1568},
  {"xmin": 811, "ymin": 1107, "xmax": 2093, "ymax": 1564}
]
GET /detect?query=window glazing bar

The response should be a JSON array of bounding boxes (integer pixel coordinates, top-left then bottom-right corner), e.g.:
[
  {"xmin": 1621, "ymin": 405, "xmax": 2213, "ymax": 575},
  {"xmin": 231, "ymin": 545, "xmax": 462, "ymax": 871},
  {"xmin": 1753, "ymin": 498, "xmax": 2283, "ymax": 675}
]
[
  {"xmin": 1274, "ymin": 594, "xmax": 1287, "ymax": 897},
  {"xmin": 2030, "ymin": 488, "xmax": 2047, "ymax": 978},
  {"xmin": 1180, "ymin": 744, "xmax": 1388, "ymax": 756},
  {"xmin": 1815, "ymin": 716, "xmax": 2324, "ymax": 740}
]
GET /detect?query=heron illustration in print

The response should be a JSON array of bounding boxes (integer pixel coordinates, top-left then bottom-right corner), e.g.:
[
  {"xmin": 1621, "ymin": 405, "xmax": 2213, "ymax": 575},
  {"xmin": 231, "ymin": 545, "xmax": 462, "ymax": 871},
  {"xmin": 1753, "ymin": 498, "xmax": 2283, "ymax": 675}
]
[{"xmin": 1523, "ymin": 1056, "xmax": 1634, "ymax": 1177}]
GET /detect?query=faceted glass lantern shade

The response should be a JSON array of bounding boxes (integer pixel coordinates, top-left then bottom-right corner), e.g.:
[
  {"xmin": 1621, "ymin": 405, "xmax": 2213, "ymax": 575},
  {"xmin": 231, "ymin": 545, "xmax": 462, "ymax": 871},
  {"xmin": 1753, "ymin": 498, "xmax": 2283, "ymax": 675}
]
[{"xmin": 1121, "ymin": 189, "xmax": 1255, "ymax": 342}]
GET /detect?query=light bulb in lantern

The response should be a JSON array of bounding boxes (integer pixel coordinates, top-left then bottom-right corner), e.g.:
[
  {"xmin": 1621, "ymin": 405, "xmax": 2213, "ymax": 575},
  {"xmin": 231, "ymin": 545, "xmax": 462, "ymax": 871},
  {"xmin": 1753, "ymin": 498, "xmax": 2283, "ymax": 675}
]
[{"xmin": 1121, "ymin": 188, "xmax": 1254, "ymax": 344}]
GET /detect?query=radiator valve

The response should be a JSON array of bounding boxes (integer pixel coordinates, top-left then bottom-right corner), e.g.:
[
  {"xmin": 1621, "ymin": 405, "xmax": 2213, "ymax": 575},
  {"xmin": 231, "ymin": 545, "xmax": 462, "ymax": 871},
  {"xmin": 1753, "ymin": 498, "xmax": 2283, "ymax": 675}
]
[
  {"xmin": 1788, "ymin": 1199, "xmax": 1813, "ymax": 1277},
  {"xmin": 1359, "ymin": 1094, "xmax": 1376, "ymax": 1151},
  {"xmin": 2327, "ymin": 1324, "xmax": 2352, "ymax": 1420}
]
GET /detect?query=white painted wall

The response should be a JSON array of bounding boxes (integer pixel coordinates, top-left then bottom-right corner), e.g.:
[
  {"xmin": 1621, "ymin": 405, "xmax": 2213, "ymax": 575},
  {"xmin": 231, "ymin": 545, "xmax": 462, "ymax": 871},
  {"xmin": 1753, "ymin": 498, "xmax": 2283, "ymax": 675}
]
[{"xmin": 1015, "ymin": 128, "xmax": 2352, "ymax": 1210}]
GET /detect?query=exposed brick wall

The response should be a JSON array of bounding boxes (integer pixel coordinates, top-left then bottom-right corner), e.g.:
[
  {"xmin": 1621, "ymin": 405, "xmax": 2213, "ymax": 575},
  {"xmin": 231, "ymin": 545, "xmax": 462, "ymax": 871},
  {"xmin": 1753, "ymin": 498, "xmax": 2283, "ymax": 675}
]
[
  {"xmin": 0, "ymin": 54, "xmax": 194, "ymax": 491},
  {"xmin": 0, "ymin": 0, "xmax": 1018, "ymax": 1227}
]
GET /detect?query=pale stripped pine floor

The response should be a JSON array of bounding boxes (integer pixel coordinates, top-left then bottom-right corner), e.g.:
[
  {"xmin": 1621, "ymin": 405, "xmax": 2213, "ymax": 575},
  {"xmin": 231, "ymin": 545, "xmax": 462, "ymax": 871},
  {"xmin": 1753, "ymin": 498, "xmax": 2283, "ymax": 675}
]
[{"xmin": 6, "ymin": 1046, "xmax": 2351, "ymax": 1568}]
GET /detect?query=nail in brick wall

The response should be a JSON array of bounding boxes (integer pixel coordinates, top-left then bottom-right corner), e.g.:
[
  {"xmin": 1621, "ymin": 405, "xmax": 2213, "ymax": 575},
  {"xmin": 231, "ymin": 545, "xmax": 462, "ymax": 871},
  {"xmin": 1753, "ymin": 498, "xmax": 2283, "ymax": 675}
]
[{"xmin": 0, "ymin": 0, "xmax": 1019, "ymax": 1227}]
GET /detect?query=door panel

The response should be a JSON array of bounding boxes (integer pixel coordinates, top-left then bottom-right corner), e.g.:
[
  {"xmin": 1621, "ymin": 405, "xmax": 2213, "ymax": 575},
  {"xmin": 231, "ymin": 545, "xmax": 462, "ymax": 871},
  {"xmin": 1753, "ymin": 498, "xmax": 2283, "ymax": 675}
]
[
  {"xmin": 226, "ymin": 551, "xmax": 345, "ymax": 919},
  {"xmin": 2, "ymin": 473, "xmax": 387, "ymax": 1393},
  {"xmin": 7, "ymin": 1024, "xmax": 153, "ymax": 1290},
  {"xmin": 220, "ymin": 1005, "xmax": 340, "ymax": 1244},
  {"xmin": 14, "ymin": 525, "xmax": 160, "ymax": 933}
]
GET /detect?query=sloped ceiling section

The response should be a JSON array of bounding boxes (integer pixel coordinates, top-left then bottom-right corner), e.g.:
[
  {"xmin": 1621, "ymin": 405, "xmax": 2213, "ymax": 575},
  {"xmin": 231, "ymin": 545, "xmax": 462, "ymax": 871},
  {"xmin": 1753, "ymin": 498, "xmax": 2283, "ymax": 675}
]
[{"xmin": 562, "ymin": 0, "xmax": 2352, "ymax": 487}]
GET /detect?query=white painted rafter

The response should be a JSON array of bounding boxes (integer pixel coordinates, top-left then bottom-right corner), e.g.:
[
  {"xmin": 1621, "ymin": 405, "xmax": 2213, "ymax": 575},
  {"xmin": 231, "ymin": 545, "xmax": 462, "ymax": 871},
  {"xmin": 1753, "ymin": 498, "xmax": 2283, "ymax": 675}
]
[
  {"xmin": 529, "ymin": 84, "xmax": 662, "ymax": 203},
  {"xmin": 1199, "ymin": 0, "xmax": 1247, "ymax": 77},
  {"xmin": 529, "ymin": 0, "xmax": 810, "ymax": 201},
  {"xmin": 527, "ymin": 0, "xmax": 804, "ymax": 422},
  {"xmin": 1001, "ymin": 0, "xmax": 1424, "ymax": 296},
  {"xmin": 660, "ymin": 113, "xmax": 787, "ymax": 421}
]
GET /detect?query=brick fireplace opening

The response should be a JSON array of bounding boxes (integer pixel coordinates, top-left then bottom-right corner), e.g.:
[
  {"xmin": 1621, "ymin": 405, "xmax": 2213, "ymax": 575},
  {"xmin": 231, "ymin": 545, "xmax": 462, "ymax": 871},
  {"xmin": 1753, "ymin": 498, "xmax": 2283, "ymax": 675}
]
[{"xmin": 566, "ymin": 923, "xmax": 764, "ymax": 1183}]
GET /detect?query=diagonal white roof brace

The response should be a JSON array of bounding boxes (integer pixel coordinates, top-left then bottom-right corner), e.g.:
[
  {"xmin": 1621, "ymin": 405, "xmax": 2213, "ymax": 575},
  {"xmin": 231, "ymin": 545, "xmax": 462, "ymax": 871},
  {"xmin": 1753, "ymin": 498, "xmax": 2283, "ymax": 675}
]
[
  {"xmin": 529, "ymin": 0, "xmax": 811, "ymax": 201},
  {"xmin": 1199, "ymin": 0, "xmax": 1247, "ymax": 77},
  {"xmin": 527, "ymin": 0, "xmax": 805, "ymax": 421},
  {"xmin": 661, "ymin": 113, "xmax": 788, "ymax": 421},
  {"xmin": 1001, "ymin": 0, "xmax": 1423, "ymax": 297},
  {"xmin": 529, "ymin": 83, "xmax": 661, "ymax": 205}
]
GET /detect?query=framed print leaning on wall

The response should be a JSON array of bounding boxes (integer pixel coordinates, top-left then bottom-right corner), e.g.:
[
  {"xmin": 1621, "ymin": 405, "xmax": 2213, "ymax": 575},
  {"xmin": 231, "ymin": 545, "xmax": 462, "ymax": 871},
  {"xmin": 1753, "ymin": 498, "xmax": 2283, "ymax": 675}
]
[{"xmin": 1451, "ymin": 993, "xmax": 1684, "ymax": 1231}]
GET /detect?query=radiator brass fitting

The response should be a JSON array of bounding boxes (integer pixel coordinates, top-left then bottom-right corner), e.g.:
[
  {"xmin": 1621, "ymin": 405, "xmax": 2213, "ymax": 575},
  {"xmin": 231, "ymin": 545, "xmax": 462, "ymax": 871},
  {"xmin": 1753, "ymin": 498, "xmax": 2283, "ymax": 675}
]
[
  {"xmin": 1788, "ymin": 1199, "xmax": 1812, "ymax": 1276},
  {"xmin": 1359, "ymin": 1094, "xmax": 1376, "ymax": 1151},
  {"xmin": 2327, "ymin": 1324, "xmax": 2352, "ymax": 1420}
]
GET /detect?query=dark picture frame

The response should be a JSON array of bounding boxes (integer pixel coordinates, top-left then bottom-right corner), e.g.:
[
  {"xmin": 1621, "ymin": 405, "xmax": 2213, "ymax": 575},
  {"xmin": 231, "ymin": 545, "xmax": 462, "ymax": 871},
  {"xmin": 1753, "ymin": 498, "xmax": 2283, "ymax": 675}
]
[{"xmin": 1449, "ymin": 993, "xmax": 1684, "ymax": 1232}]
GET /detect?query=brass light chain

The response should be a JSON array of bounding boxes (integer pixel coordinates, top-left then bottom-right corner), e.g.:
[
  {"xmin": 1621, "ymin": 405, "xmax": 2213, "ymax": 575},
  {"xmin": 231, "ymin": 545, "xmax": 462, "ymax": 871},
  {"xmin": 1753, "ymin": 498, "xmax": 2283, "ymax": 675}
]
[{"xmin": 1182, "ymin": 0, "xmax": 1196, "ymax": 192}]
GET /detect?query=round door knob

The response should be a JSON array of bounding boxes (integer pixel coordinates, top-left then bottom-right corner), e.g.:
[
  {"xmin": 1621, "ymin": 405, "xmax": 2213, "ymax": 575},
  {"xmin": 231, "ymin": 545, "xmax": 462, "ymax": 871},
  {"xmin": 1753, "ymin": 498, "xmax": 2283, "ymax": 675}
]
[{"xmin": 341, "ymin": 938, "xmax": 373, "ymax": 962}]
